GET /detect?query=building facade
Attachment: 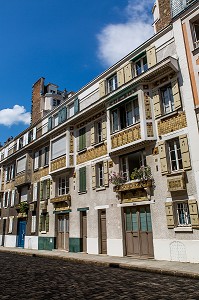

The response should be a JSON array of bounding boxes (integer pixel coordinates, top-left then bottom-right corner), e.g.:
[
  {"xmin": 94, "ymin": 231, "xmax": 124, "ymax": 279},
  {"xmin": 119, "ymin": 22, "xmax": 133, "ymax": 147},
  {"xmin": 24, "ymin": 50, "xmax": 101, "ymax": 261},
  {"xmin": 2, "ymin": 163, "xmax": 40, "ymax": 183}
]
[{"xmin": 0, "ymin": 0, "xmax": 199, "ymax": 263}]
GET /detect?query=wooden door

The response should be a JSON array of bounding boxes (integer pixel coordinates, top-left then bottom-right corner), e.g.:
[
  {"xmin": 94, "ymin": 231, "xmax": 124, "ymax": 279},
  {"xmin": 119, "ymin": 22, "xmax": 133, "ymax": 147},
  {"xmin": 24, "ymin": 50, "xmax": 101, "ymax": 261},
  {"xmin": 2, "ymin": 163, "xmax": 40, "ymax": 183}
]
[
  {"xmin": 99, "ymin": 210, "xmax": 107, "ymax": 254},
  {"xmin": 82, "ymin": 212, "xmax": 87, "ymax": 253},
  {"xmin": 57, "ymin": 214, "xmax": 69, "ymax": 251},
  {"xmin": 17, "ymin": 220, "xmax": 26, "ymax": 248},
  {"xmin": 2, "ymin": 219, "xmax": 6, "ymax": 246},
  {"xmin": 124, "ymin": 205, "xmax": 154, "ymax": 257}
]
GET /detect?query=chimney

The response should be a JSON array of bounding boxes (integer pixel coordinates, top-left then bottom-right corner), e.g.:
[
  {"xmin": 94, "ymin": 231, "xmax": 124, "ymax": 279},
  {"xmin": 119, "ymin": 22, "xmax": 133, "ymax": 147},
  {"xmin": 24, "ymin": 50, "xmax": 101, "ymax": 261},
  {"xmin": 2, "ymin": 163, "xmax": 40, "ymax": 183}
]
[
  {"xmin": 31, "ymin": 77, "xmax": 45, "ymax": 125},
  {"xmin": 152, "ymin": 0, "xmax": 172, "ymax": 34}
]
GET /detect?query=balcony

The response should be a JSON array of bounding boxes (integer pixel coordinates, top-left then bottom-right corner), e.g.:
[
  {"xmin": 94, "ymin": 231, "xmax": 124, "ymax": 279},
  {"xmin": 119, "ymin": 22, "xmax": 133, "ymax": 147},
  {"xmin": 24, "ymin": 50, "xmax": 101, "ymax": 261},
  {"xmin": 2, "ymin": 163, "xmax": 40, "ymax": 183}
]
[
  {"xmin": 15, "ymin": 172, "xmax": 31, "ymax": 187},
  {"xmin": 50, "ymin": 194, "xmax": 71, "ymax": 213},
  {"xmin": 167, "ymin": 173, "xmax": 186, "ymax": 192}
]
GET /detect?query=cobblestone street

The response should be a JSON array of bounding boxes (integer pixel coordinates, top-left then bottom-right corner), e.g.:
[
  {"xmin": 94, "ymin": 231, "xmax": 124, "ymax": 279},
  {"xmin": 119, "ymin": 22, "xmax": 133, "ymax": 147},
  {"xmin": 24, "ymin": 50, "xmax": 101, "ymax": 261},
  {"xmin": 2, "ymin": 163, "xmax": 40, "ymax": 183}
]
[{"xmin": 0, "ymin": 252, "xmax": 199, "ymax": 299}]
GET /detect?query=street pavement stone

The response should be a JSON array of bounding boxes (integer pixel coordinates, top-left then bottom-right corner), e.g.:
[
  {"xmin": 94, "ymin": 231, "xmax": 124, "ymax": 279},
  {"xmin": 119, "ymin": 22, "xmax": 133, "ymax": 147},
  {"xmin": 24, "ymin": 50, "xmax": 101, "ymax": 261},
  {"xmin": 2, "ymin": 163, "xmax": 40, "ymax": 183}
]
[{"xmin": 0, "ymin": 252, "xmax": 199, "ymax": 299}]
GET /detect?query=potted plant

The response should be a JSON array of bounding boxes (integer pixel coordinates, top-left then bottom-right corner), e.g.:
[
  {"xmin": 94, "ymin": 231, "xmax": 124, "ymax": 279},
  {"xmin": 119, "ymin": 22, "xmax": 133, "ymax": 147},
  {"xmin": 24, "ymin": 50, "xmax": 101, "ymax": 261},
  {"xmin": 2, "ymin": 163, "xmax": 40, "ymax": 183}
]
[
  {"xmin": 19, "ymin": 202, "xmax": 29, "ymax": 214},
  {"xmin": 109, "ymin": 172, "xmax": 126, "ymax": 191},
  {"xmin": 130, "ymin": 165, "xmax": 152, "ymax": 182}
]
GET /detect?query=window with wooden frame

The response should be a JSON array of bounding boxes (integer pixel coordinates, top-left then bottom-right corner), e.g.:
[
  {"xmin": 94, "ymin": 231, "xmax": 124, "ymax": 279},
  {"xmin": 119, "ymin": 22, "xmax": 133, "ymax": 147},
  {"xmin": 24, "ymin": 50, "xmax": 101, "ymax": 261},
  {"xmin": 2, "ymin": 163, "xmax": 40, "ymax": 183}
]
[
  {"xmin": 107, "ymin": 74, "xmax": 118, "ymax": 93},
  {"xmin": 158, "ymin": 135, "xmax": 191, "ymax": 175},
  {"xmin": 40, "ymin": 179, "xmax": 50, "ymax": 200},
  {"xmin": 165, "ymin": 199, "xmax": 199, "ymax": 229},
  {"xmin": 39, "ymin": 213, "xmax": 49, "ymax": 232},
  {"xmin": 111, "ymin": 98, "xmax": 140, "ymax": 133},
  {"xmin": 152, "ymin": 77, "xmax": 181, "ymax": 118},
  {"xmin": 134, "ymin": 55, "xmax": 148, "ymax": 76},
  {"xmin": 8, "ymin": 217, "xmax": 14, "ymax": 233},
  {"xmin": 31, "ymin": 212, "xmax": 37, "ymax": 233},
  {"xmin": 58, "ymin": 176, "xmax": 69, "ymax": 196},
  {"xmin": 90, "ymin": 118, "xmax": 106, "ymax": 146},
  {"xmin": 120, "ymin": 151, "xmax": 146, "ymax": 181},
  {"xmin": 3, "ymin": 191, "xmax": 10, "ymax": 207},
  {"xmin": 91, "ymin": 161, "xmax": 109, "ymax": 189}
]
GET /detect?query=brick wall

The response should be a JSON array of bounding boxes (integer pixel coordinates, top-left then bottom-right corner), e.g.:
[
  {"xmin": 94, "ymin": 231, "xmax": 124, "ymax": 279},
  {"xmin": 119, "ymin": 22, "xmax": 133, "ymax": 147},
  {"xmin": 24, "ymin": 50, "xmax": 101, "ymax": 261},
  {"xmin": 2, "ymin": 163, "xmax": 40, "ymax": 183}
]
[{"xmin": 155, "ymin": 0, "xmax": 171, "ymax": 33}]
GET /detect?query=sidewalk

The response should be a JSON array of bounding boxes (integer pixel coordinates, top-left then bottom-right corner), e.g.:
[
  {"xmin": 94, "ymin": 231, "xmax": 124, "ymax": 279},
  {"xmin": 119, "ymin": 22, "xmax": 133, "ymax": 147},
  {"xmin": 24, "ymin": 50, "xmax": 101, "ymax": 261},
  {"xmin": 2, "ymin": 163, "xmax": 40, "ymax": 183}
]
[{"xmin": 0, "ymin": 246, "xmax": 199, "ymax": 279}]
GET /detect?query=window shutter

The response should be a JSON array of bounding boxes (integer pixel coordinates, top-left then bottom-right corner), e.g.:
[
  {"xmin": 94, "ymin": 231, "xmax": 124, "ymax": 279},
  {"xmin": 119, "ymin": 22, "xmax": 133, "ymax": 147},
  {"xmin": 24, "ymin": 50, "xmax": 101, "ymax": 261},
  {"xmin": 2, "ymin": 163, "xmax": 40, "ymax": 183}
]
[
  {"xmin": 5, "ymin": 168, "xmax": 8, "ymax": 182},
  {"xmin": 152, "ymin": 88, "xmax": 161, "ymax": 118},
  {"xmin": 188, "ymin": 200, "xmax": 199, "ymax": 228},
  {"xmin": 74, "ymin": 97, "xmax": 79, "ymax": 114},
  {"xmin": 79, "ymin": 128, "xmax": 86, "ymax": 151},
  {"xmin": 33, "ymin": 182, "xmax": 38, "ymax": 201},
  {"xmin": 51, "ymin": 135, "xmax": 66, "ymax": 160},
  {"xmin": 91, "ymin": 165, "xmax": 96, "ymax": 189},
  {"xmin": 48, "ymin": 116, "xmax": 52, "ymax": 131},
  {"xmin": 171, "ymin": 78, "xmax": 181, "ymax": 110},
  {"xmin": 11, "ymin": 190, "xmax": 15, "ymax": 206},
  {"xmin": 46, "ymin": 179, "xmax": 50, "ymax": 199},
  {"xmin": 8, "ymin": 191, "xmax": 11, "ymax": 207},
  {"xmin": 39, "ymin": 215, "xmax": 43, "ymax": 232},
  {"xmin": 146, "ymin": 46, "xmax": 157, "ymax": 68},
  {"xmin": 40, "ymin": 181, "xmax": 43, "ymax": 200},
  {"xmin": 90, "ymin": 124, "xmax": 95, "ymax": 146},
  {"xmin": 15, "ymin": 190, "xmax": 19, "ymax": 205},
  {"xmin": 124, "ymin": 63, "xmax": 133, "ymax": 82},
  {"xmin": 99, "ymin": 80, "xmax": 106, "ymax": 98},
  {"xmin": 79, "ymin": 167, "xmax": 86, "ymax": 192},
  {"xmin": 158, "ymin": 141, "xmax": 169, "ymax": 174},
  {"xmin": 102, "ymin": 118, "xmax": 107, "ymax": 140},
  {"xmin": 62, "ymin": 106, "xmax": 67, "ymax": 122},
  {"xmin": 179, "ymin": 135, "xmax": 191, "ymax": 170},
  {"xmin": 165, "ymin": 202, "xmax": 175, "ymax": 228},
  {"xmin": 117, "ymin": 68, "xmax": 125, "ymax": 87},
  {"xmin": 46, "ymin": 214, "xmax": 49, "ymax": 232},
  {"xmin": 103, "ymin": 160, "xmax": 109, "ymax": 186}
]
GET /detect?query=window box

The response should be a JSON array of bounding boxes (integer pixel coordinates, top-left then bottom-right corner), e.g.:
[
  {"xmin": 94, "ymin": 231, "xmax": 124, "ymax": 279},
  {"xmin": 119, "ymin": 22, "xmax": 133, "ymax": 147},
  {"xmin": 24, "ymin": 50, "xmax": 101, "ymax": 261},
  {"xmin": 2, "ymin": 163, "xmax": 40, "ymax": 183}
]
[{"xmin": 114, "ymin": 179, "xmax": 152, "ymax": 192}]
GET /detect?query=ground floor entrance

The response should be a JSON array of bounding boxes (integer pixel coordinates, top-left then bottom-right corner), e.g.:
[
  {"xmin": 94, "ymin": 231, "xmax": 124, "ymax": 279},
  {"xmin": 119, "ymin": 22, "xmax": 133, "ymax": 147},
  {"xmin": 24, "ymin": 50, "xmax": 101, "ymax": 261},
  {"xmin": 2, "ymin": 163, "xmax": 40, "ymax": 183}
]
[
  {"xmin": 124, "ymin": 205, "xmax": 154, "ymax": 257},
  {"xmin": 17, "ymin": 219, "xmax": 26, "ymax": 248},
  {"xmin": 80, "ymin": 211, "xmax": 87, "ymax": 252},
  {"xmin": 2, "ymin": 219, "xmax": 6, "ymax": 246},
  {"xmin": 57, "ymin": 214, "xmax": 69, "ymax": 251}
]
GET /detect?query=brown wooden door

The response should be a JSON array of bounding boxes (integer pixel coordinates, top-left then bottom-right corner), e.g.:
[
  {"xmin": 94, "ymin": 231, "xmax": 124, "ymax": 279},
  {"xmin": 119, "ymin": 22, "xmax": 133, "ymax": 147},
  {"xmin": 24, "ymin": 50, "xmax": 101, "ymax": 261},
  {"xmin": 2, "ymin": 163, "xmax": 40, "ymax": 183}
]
[
  {"xmin": 57, "ymin": 214, "xmax": 69, "ymax": 251},
  {"xmin": 99, "ymin": 210, "xmax": 107, "ymax": 254},
  {"xmin": 81, "ymin": 211, "xmax": 87, "ymax": 252},
  {"xmin": 124, "ymin": 205, "xmax": 154, "ymax": 257}
]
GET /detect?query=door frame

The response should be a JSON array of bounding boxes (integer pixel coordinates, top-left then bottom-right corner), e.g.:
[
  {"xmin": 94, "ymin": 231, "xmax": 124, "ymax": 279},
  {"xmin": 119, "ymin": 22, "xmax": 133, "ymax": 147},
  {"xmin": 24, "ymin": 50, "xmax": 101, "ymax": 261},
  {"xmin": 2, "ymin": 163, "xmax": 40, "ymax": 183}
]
[
  {"xmin": 80, "ymin": 211, "xmax": 87, "ymax": 253},
  {"xmin": 99, "ymin": 209, "xmax": 107, "ymax": 254},
  {"xmin": 17, "ymin": 219, "xmax": 26, "ymax": 248},
  {"xmin": 56, "ymin": 214, "xmax": 69, "ymax": 251}
]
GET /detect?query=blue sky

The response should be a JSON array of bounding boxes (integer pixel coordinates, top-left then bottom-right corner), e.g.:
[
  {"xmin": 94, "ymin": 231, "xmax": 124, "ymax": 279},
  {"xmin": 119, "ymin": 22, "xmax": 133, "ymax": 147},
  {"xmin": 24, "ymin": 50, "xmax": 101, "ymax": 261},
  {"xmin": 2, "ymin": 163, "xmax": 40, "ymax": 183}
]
[{"xmin": 0, "ymin": 0, "xmax": 154, "ymax": 145}]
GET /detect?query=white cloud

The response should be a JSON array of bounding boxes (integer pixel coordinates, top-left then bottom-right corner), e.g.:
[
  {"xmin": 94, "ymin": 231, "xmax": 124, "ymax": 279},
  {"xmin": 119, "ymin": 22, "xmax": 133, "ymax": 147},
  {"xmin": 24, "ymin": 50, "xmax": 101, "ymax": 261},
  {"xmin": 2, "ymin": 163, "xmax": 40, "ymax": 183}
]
[
  {"xmin": 0, "ymin": 105, "xmax": 31, "ymax": 127},
  {"xmin": 97, "ymin": 0, "xmax": 154, "ymax": 66}
]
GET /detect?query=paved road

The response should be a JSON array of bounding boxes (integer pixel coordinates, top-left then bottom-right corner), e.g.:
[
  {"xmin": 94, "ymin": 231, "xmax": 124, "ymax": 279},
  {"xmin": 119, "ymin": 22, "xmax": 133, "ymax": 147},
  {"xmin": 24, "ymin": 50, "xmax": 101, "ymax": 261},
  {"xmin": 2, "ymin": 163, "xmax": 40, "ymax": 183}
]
[{"xmin": 0, "ymin": 252, "xmax": 198, "ymax": 300}]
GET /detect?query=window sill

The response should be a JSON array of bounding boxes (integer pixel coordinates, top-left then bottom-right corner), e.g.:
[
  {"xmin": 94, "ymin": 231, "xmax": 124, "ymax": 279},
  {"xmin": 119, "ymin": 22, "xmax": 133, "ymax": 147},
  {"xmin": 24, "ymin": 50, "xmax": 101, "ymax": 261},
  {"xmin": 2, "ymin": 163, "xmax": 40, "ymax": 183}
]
[
  {"xmin": 40, "ymin": 231, "xmax": 47, "ymax": 234},
  {"xmin": 77, "ymin": 148, "xmax": 87, "ymax": 154},
  {"xmin": 78, "ymin": 191, "xmax": 87, "ymax": 195},
  {"xmin": 174, "ymin": 227, "xmax": 192, "ymax": 232},
  {"xmin": 167, "ymin": 170, "xmax": 185, "ymax": 177},
  {"xmin": 94, "ymin": 141, "xmax": 104, "ymax": 148},
  {"xmin": 96, "ymin": 186, "xmax": 106, "ymax": 191},
  {"xmin": 157, "ymin": 110, "xmax": 179, "ymax": 122}
]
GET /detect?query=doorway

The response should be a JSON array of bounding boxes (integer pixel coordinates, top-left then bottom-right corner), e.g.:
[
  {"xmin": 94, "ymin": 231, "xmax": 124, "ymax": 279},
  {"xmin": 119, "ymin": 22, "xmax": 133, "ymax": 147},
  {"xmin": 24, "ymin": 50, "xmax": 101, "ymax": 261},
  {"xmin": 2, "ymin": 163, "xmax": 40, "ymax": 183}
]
[
  {"xmin": 80, "ymin": 211, "xmax": 87, "ymax": 252},
  {"xmin": 99, "ymin": 210, "xmax": 107, "ymax": 254},
  {"xmin": 17, "ymin": 219, "xmax": 26, "ymax": 248},
  {"xmin": 57, "ymin": 214, "xmax": 69, "ymax": 251}
]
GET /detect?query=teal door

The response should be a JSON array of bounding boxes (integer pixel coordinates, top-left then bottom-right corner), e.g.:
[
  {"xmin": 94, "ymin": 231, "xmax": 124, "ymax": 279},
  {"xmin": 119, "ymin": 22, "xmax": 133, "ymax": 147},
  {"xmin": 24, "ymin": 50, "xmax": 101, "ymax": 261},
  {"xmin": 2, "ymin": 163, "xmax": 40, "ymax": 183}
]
[{"xmin": 17, "ymin": 220, "xmax": 26, "ymax": 248}]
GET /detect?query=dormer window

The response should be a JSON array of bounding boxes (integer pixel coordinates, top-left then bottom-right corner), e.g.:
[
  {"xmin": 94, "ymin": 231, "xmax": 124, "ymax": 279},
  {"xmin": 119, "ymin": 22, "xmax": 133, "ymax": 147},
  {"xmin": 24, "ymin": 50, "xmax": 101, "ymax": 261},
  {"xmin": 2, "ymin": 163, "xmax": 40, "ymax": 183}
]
[
  {"xmin": 107, "ymin": 74, "xmax": 118, "ymax": 93},
  {"xmin": 192, "ymin": 18, "xmax": 199, "ymax": 49},
  {"xmin": 135, "ymin": 55, "xmax": 148, "ymax": 76},
  {"xmin": 53, "ymin": 99, "xmax": 61, "ymax": 107}
]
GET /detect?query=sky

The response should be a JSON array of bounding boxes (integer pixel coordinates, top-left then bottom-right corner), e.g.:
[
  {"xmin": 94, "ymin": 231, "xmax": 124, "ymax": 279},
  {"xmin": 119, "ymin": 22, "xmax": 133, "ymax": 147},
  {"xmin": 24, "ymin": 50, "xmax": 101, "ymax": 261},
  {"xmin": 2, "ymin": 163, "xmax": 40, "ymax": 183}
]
[{"xmin": 0, "ymin": 0, "xmax": 154, "ymax": 145}]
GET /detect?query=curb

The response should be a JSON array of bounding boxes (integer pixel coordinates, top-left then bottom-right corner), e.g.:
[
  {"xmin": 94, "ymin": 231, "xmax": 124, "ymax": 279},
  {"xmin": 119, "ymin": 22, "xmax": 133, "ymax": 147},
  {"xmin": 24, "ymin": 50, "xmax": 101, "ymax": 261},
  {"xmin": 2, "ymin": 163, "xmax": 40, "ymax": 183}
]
[{"xmin": 0, "ymin": 248, "xmax": 199, "ymax": 279}]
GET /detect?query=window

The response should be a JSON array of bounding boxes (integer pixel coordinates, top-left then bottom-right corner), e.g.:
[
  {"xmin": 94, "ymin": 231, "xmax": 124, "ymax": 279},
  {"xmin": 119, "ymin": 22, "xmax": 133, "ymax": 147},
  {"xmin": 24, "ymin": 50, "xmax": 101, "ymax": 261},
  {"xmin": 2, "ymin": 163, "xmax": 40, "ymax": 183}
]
[
  {"xmin": 58, "ymin": 176, "xmax": 69, "ymax": 196},
  {"xmin": 79, "ymin": 127, "xmax": 86, "ymax": 151},
  {"xmin": 192, "ymin": 18, "xmax": 199, "ymax": 49},
  {"xmin": 3, "ymin": 191, "xmax": 10, "ymax": 207},
  {"xmin": 168, "ymin": 139, "xmax": 183, "ymax": 171},
  {"xmin": 11, "ymin": 190, "xmax": 15, "ymax": 206},
  {"xmin": 53, "ymin": 99, "xmax": 61, "ymax": 107},
  {"xmin": 176, "ymin": 202, "xmax": 191, "ymax": 226},
  {"xmin": 44, "ymin": 146, "xmax": 49, "ymax": 166},
  {"xmin": 120, "ymin": 151, "xmax": 146, "ymax": 181},
  {"xmin": 53, "ymin": 114, "xmax": 59, "ymax": 127},
  {"xmin": 79, "ymin": 167, "xmax": 86, "ymax": 192},
  {"xmin": 135, "ymin": 55, "xmax": 148, "ymax": 76},
  {"xmin": 28, "ymin": 130, "xmax": 33, "ymax": 143},
  {"xmin": 16, "ymin": 156, "xmax": 26, "ymax": 174},
  {"xmin": 39, "ymin": 213, "xmax": 49, "ymax": 232},
  {"xmin": 96, "ymin": 163, "xmax": 104, "ymax": 187},
  {"xmin": 95, "ymin": 121, "xmax": 102, "ymax": 144},
  {"xmin": 31, "ymin": 212, "xmax": 37, "ymax": 233},
  {"xmin": 33, "ymin": 182, "xmax": 38, "ymax": 201},
  {"xmin": 34, "ymin": 146, "xmax": 49, "ymax": 170},
  {"xmin": 19, "ymin": 137, "xmax": 23, "ymax": 149},
  {"xmin": 20, "ymin": 186, "xmax": 28, "ymax": 202},
  {"xmin": 51, "ymin": 135, "xmax": 66, "ymax": 160},
  {"xmin": 6, "ymin": 164, "xmax": 15, "ymax": 181},
  {"xmin": 107, "ymin": 74, "xmax": 118, "ymax": 93},
  {"xmin": 69, "ymin": 104, "xmax": 74, "ymax": 117},
  {"xmin": 160, "ymin": 84, "xmax": 174, "ymax": 114},
  {"xmin": 111, "ymin": 98, "xmax": 140, "ymax": 133},
  {"xmin": 40, "ymin": 179, "xmax": 50, "ymax": 200}
]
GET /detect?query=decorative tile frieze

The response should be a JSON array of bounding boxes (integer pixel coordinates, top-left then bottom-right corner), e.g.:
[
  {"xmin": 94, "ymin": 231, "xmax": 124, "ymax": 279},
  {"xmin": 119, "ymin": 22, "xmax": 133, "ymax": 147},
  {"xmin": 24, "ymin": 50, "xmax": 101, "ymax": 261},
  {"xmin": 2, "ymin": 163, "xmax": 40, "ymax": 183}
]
[
  {"xmin": 111, "ymin": 124, "xmax": 141, "ymax": 149},
  {"xmin": 157, "ymin": 112, "xmax": 187, "ymax": 136},
  {"xmin": 15, "ymin": 172, "xmax": 31, "ymax": 186},
  {"xmin": 76, "ymin": 143, "xmax": 107, "ymax": 164},
  {"xmin": 167, "ymin": 174, "xmax": 186, "ymax": 192},
  {"xmin": 50, "ymin": 194, "xmax": 71, "ymax": 203},
  {"xmin": 147, "ymin": 122, "xmax": 154, "ymax": 137},
  {"xmin": 77, "ymin": 111, "xmax": 106, "ymax": 128},
  {"xmin": 33, "ymin": 167, "xmax": 49, "ymax": 182},
  {"xmin": 51, "ymin": 156, "xmax": 66, "ymax": 172},
  {"xmin": 144, "ymin": 92, "xmax": 152, "ymax": 119}
]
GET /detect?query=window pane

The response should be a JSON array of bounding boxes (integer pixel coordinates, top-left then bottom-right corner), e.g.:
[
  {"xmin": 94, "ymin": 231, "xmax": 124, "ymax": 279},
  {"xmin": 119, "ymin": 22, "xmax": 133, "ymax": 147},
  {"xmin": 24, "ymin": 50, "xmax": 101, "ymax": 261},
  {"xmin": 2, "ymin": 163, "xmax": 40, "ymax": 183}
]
[
  {"xmin": 125, "ymin": 208, "xmax": 131, "ymax": 231},
  {"xmin": 132, "ymin": 208, "xmax": 138, "ymax": 231}
]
